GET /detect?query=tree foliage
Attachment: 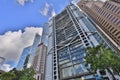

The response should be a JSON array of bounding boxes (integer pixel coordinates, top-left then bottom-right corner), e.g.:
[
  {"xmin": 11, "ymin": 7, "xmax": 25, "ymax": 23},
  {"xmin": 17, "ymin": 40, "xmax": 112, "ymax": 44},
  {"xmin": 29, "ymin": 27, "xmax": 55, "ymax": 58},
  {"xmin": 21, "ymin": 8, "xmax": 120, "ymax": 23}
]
[
  {"xmin": 0, "ymin": 72, "xmax": 16, "ymax": 80},
  {"xmin": 19, "ymin": 68, "xmax": 36, "ymax": 80},
  {"xmin": 0, "ymin": 68, "xmax": 36, "ymax": 80},
  {"xmin": 85, "ymin": 44, "xmax": 120, "ymax": 79}
]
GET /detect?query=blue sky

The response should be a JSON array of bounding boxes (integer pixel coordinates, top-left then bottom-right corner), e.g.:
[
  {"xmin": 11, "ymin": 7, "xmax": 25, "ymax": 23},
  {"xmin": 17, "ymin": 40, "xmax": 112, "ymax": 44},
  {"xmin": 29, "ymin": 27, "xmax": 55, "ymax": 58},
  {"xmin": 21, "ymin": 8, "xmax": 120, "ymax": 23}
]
[
  {"xmin": 0, "ymin": 0, "xmax": 71, "ymax": 71},
  {"xmin": 0, "ymin": 0, "xmax": 71, "ymax": 35}
]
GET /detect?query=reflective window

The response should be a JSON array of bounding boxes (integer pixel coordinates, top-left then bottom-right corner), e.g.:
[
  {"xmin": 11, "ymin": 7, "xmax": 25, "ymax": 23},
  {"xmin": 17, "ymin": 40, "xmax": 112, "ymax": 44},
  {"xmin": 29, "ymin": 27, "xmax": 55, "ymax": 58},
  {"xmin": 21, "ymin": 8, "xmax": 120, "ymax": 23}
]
[{"xmin": 62, "ymin": 66, "xmax": 74, "ymax": 77}]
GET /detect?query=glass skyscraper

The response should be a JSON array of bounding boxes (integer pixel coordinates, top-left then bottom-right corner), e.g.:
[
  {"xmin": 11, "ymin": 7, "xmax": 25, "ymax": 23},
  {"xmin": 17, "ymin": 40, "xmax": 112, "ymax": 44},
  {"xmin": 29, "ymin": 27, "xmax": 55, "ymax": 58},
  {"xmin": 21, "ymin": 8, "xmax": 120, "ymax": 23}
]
[
  {"xmin": 45, "ymin": 3, "xmax": 113, "ymax": 80},
  {"xmin": 27, "ymin": 33, "xmax": 41, "ymax": 68},
  {"xmin": 17, "ymin": 33, "xmax": 41, "ymax": 70},
  {"xmin": 16, "ymin": 46, "xmax": 31, "ymax": 70}
]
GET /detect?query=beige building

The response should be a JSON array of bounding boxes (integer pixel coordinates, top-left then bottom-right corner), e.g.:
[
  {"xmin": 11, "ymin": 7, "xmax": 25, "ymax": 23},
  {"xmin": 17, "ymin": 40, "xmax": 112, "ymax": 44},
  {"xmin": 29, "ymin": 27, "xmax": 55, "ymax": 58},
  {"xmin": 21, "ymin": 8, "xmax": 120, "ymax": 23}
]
[
  {"xmin": 77, "ymin": 0, "xmax": 120, "ymax": 53},
  {"xmin": 32, "ymin": 43, "xmax": 47, "ymax": 80}
]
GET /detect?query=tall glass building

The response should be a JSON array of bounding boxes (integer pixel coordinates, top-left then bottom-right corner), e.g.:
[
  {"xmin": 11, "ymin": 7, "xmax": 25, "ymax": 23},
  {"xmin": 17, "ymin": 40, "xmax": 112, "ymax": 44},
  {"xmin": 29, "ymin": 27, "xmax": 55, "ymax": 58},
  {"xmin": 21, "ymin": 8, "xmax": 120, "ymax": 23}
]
[
  {"xmin": 17, "ymin": 33, "xmax": 41, "ymax": 70},
  {"xmin": 45, "ymin": 3, "xmax": 113, "ymax": 80},
  {"xmin": 41, "ymin": 23, "xmax": 49, "ymax": 46},
  {"xmin": 16, "ymin": 46, "xmax": 31, "ymax": 70},
  {"xmin": 27, "ymin": 33, "xmax": 41, "ymax": 68},
  {"xmin": 31, "ymin": 23, "xmax": 48, "ymax": 80}
]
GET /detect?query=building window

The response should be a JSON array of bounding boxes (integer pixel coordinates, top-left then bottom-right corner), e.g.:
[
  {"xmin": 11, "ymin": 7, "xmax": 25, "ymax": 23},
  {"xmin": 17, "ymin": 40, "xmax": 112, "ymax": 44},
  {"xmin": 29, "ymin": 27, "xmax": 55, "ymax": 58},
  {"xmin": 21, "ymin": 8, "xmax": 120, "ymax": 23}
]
[
  {"xmin": 117, "ymin": 8, "xmax": 120, "ymax": 14},
  {"xmin": 61, "ymin": 66, "xmax": 73, "ymax": 78},
  {"xmin": 110, "ymin": 16, "xmax": 115, "ymax": 22},
  {"xmin": 54, "ymin": 76, "xmax": 57, "ymax": 79},
  {"xmin": 115, "ymin": 31, "xmax": 120, "ymax": 36},
  {"xmin": 115, "ymin": 7, "xmax": 119, "ymax": 13},
  {"xmin": 108, "ymin": 15, "xmax": 112, "ymax": 20},
  {"xmin": 110, "ymin": 27, "xmax": 114, "ymax": 32},
  {"xmin": 112, "ymin": 29, "xmax": 117, "ymax": 34},
  {"xmin": 114, "ymin": 18, "xmax": 118, "ymax": 25},
  {"xmin": 116, "ymin": 20, "xmax": 120, "ymax": 26},
  {"xmin": 112, "ymin": 5, "xmax": 116, "ymax": 12},
  {"xmin": 106, "ymin": 3, "xmax": 110, "ymax": 9},
  {"xmin": 118, "ymin": 36, "xmax": 120, "ymax": 39},
  {"xmin": 109, "ymin": 5, "xmax": 113, "ymax": 11}
]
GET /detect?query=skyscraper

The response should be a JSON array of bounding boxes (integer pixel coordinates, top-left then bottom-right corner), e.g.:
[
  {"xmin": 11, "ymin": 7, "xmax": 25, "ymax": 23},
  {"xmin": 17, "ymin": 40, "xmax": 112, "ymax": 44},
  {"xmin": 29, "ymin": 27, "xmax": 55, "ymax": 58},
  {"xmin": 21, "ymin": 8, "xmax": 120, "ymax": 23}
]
[
  {"xmin": 31, "ymin": 23, "xmax": 48, "ymax": 80},
  {"xmin": 27, "ymin": 33, "xmax": 41, "ymax": 68},
  {"xmin": 41, "ymin": 23, "xmax": 49, "ymax": 46},
  {"xmin": 45, "ymin": 3, "xmax": 114, "ymax": 80},
  {"xmin": 17, "ymin": 33, "xmax": 41, "ymax": 70},
  {"xmin": 77, "ymin": 0, "xmax": 120, "ymax": 53},
  {"xmin": 23, "ymin": 54, "xmax": 30, "ymax": 69},
  {"xmin": 32, "ymin": 43, "xmax": 47, "ymax": 80},
  {"xmin": 16, "ymin": 46, "xmax": 31, "ymax": 70}
]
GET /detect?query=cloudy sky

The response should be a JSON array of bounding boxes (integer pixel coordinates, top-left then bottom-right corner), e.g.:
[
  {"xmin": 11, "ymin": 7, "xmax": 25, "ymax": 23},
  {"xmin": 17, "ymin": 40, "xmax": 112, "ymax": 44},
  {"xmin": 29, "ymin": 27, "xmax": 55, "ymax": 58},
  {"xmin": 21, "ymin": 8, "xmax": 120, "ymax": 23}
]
[
  {"xmin": 0, "ymin": 0, "xmax": 71, "ymax": 71},
  {"xmin": 0, "ymin": 27, "xmax": 43, "ymax": 71}
]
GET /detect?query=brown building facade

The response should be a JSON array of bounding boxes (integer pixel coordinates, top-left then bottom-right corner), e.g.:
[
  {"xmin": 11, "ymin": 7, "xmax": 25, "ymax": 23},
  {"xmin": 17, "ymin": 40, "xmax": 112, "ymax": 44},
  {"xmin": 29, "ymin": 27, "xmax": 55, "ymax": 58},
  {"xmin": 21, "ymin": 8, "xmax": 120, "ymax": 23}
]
[
  {"xmin": 77, "ymin": 0, "xmax": 120, "ymax": 53},
  {"xmin": 32, "ymin": 43, "xmax": 47, "ymax": 80}
]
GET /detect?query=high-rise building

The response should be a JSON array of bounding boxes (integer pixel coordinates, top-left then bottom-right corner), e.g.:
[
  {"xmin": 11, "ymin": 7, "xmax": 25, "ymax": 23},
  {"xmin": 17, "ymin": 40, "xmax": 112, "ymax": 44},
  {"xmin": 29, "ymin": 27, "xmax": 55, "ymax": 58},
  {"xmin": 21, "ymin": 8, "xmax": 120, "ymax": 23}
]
[
  {"xmin": 27, "ymin": 33, "xmax": 41, "ymax": 68},
  {"xmin": 77, "ymin": 0, "xmax": 120, "ymax": 53},
  {"xmin": 32, "ymin": 43, "xmax": 47, "ymax": 80},
  {"xmin": 23, "ymin": 54, "xmax": 30, "ymax": 69},
  {"xmin": 41, "ymin": 23, "xmax": 49, "ymax": 46},
  {"xmin": 17, "ymin": 33, "xmax": 41, "ymax": 70},
  {"xmin": 45, "ymin": 3, "xmax": 114, "ymax": 80},
  {"xmin": 31, "ymin": 24, "xmax": 48, "ymax": 80},
  {"xmin": 16, "ymin": 46, "xmax": 31, "ymax": 70}
]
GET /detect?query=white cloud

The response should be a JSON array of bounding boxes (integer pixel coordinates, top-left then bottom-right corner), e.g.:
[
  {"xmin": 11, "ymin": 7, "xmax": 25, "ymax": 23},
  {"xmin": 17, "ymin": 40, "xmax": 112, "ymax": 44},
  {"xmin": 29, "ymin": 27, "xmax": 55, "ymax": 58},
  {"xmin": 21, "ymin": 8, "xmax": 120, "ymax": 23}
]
[
  {"xmin": 1, "ymin": 64, "xmax": 13, "ymax": 72},
  {"xmin": 40, "ymin": 2, "xmax": 50, "ymax": 16},
  {"xmin": 17, "ymin": 0, "xmax": 34, "ymax": 6},
  {"xmin": 40, "ymin": 2, "xmax": 57, "ymax": 18},
  {"xmin": 0, "ymin": 27, "xmax": 42, "ymax": 71}
]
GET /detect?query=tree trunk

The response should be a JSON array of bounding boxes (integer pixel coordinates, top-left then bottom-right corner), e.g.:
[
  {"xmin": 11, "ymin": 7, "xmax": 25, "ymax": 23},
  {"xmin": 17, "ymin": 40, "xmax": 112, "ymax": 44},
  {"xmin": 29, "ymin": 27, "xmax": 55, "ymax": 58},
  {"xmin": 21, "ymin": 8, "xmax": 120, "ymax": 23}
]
[{"xmin": 107, "ymin": 68, "xmax": 116, "ymax": 80}]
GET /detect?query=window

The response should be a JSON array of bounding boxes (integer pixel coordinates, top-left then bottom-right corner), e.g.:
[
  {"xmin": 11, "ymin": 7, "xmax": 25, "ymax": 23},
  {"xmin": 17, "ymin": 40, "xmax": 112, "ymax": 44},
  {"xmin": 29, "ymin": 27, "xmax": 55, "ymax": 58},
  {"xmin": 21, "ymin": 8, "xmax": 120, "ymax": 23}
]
[
  {"xmin": 62, "ymin": 66, "xmax": 74, "ymax": 77},
  {"xmin": 112, "ymin": 29, "xmax": 117, "ymax": 34},
  {"xmin": 114, "ymin": 18, "xmax": 118, "ymax": 25},
  {"xmin": 106, "ymin": 3, "xmax": 110, "ymax": 9},
  {"xmin": 115, "ymin": 7, "xmax": 119, "ymax": 13},
  {"xmin": 117, "ymin": 8, "xmax": 120, "ymax": 14},
  {"xmin": 54, "ymin": 76, "xmax": 57, "ymax": 79},
  {"xmin": 74, "ymin": 64, "xmax": 84, "ymax": 74},
  {"xmin": 106, "ymin": 14, "xmax": 110, "ymax": 19},
  {"xmin": 109, "ymin": 5, "xmax": 113, "ymax": 11},
  {"xmin": 108, "ymin": 15, "xmax": 112, "ymax": 20},
  {"xmin": 115, "ymin": 31, "xmax": 120, "ymax": 36},
  {"xmin": 112, "ymin": 5, "xmax": 116, "ymax": 12},
  {"xmin": 118, "ymin": 36, "xmax": 120, "ymax": 39},
  {"xmin": 110, "ymin": 16, "xmax": 115, "ymax": 22},
  {"xmin": 116, "ymin": 20, "xmax": 120, "ymax": 26}
]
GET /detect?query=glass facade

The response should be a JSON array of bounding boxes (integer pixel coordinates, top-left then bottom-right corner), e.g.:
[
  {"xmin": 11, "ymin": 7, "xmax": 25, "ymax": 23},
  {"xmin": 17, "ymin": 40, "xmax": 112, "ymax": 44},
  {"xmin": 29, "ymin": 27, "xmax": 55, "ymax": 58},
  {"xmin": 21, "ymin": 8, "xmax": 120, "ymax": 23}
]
[
  {"xmin": 47, "ymin": 3, "xmax": 111, "ymax": 80},
  {"xmin": 41, "ymin": 23, "xmax": 49, "ymax": 46},
  {"xmin": 27, "ymin": 33, "xmax": 41, "ymax": 68},
  {"xmin": 16, "ymin": 46, "xmax": 31, "ymax": 70},
  {"xmin": 17, "ymin": 33, "xmax": 41, "ymax": 70}
]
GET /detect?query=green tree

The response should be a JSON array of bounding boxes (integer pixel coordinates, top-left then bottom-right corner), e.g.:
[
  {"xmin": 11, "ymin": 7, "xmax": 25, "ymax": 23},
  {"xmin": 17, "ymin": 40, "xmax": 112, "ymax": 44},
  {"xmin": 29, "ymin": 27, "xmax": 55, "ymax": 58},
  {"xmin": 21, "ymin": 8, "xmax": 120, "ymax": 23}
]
[
  {"xmin": 10, "ymin": 68, "xmax": 23, "ymax": 80},
  {"xmin": 85, "ymin": 45, "xmax": 120, "ymax": 80},
  {"xmin": 0, "ymin": 72, "xmax": 16, "ymax": 80},
  {"xmin": 19, "ymin": 68, "xmax": 36, "ymax": 80}
]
